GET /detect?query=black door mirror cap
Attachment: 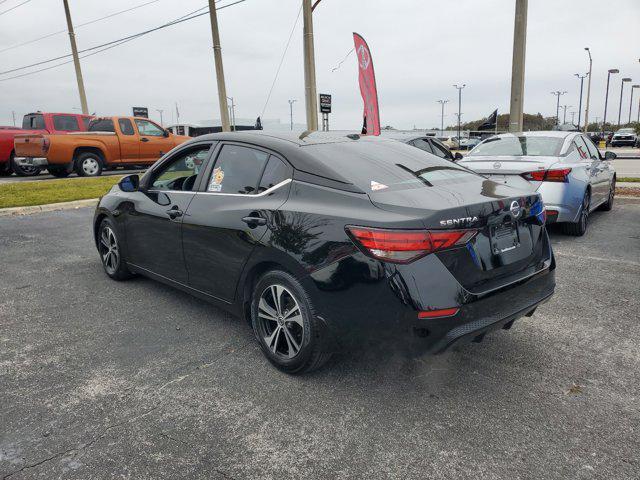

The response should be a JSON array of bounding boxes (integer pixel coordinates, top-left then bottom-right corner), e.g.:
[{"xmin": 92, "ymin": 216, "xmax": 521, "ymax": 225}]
[
  {"xmin": 118, "ymin": 174, "xmax": 140, "ymax": 192},
  {"xmin": 454, "ymin": 152, "xmax": 464, "ymax": 160},
  {"xmin": 603, "ymin": 151, "xmax": 617, "ymax": 160}
]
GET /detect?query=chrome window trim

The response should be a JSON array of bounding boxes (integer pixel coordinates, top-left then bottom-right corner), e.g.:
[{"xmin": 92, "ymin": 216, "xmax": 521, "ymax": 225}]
[{"xmin": 146, "ymin": 178, "xmax": 292, "ymax": 197}]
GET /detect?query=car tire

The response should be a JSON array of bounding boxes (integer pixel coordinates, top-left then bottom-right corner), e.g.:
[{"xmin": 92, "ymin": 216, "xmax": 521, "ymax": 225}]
[
  {"xmin": 562, "ymin": 189, "xmax": 590, "ymax": 236},
  {"xmin": 76, "ymin": 152, "xmax": 103, "ymax": 177},
  {"xmin": 47, "ymin": 166, "xmax": 70, "ymax": 178},
  {"xmin": 0, "ymin": 160, "xmax": 12, "ymax": 176},
  {"xmin": 10, "ymin": 152, "xmax": 41, "ymax": 177},
  {"xmin": 599, "ymin": 178, "xmax": 615, "ymax": 212},
  {"xmin": 98, "ymin": 218, "xmax": 134, "ymax": 281},
  {"xmin": 251, "ymin": 270, "xmax": 331, "ymax": 374}
]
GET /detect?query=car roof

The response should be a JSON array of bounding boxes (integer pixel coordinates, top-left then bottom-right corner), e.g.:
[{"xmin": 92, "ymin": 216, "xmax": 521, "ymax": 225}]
[{"xmin": 488, "ymin": 131, "xmax": 574, "ymax": 139}]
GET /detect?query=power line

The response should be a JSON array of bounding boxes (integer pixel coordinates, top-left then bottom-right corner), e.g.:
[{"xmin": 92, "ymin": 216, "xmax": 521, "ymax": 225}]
[
  {"xmin": 260, "ymin": 3, "xmax": 303, "ymax": 118},
  {"xmin": 0, "ymin": 0, "xmax": 161, "ymax": 54},
  {"xmin": 0, "ymin": 0, "xmax": 245, "ymax": 82},
  {"xmin": 0, "ymin": 0, "xmax": 31, "ymax": 17}
]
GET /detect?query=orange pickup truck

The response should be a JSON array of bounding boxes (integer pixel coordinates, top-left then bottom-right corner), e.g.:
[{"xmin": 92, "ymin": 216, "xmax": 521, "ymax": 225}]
[{"xmin": 14, "ymin": 116, "xmax": 189, "ymax": 177}]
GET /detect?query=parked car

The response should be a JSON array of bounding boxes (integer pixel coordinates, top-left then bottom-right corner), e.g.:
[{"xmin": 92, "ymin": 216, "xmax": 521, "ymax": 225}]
[
  {"xmin": 459, "ymin": 131, "xmax": 616, "ymax": 236},
  {"xmin": 458, "ymin": 137, "xmax": 482, "ymax": 150},
  {"xmin": 0, "ymin": 112, "xmax": 93, "ymax": 176},
  {"xmin": 610, "ymin": 128, "xmax": 638, "ymax": 147},
  {"xmin": 94, "ymin": 132, "xmax": 555, "ymax": 374},
  {"xmin": 438, "ymin": 136, "xmax": 460, "ymax": 150},
  {"xmin": 381, "ymin": 132, "xmax": 463, "ymax": 161},
  {"xmin": 14, "ymin": 116, "xmax": 189, "ymax": 177}
]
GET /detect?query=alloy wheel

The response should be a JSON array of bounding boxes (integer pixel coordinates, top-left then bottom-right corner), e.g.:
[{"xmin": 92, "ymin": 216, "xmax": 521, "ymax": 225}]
[
  {"xmin": 99, "ymin": 226, "xmax": 120, "ymax": 275},
  {"xmin": 258, "ymin": 284, "xmax": 304, "ymax": 359},
  {"xmin": 82, "ymin": 158, "xmax": 100, "ymax": 176},
  {"xmin": 580, "ymin": 192, "xmax": 590, "ymax": 231}
]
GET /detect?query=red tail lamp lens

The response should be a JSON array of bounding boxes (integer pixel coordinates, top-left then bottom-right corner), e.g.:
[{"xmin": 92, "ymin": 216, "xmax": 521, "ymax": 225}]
[
  {"xmin": 418, "ymin": 308, "xmax": 460, "ymax": 319},
  {"xmin": 521, "ymin": 168, "xmax": 571, "ymax": 182},
  {"xmin": 346, "ymin": 226, "xmax": 477, "ymax": 263}
]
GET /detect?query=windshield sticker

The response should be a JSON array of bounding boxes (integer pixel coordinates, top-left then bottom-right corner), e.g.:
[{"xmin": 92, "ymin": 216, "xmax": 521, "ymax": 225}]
[
  {"xmin": 370, "ymin": 180, "xmax": 388, "ymax": 191},
  {"xmin": 208, "ymin": 167, "xmax": 224, "ymax": 192}
]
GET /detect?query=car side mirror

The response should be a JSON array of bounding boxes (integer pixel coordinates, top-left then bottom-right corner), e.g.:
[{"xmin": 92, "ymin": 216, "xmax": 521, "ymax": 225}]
[
  {"xmin": 603, "ymin": 151, "xmax": 617, "ymax": 160},
  {"xmin": 163, "ymin": 129, "xmax": 170, "ymax": 137},
  {"xmin": 118, "ymin": 174, "xmax": 139, "ymax": 192},
  {"xmin": 454, "ymin": 152, "xmax": 464, "ymax": 160}
]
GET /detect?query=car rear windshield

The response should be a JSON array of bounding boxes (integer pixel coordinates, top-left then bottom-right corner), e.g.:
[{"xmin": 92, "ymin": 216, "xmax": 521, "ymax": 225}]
[
  {"xmin": 304, "ymin": 140, "xmax": 478, "ymax": 193},
  {"xmin": 468, "ymin": 136, "xmax": 564, "ymax": 156},
  {"xmin": 22, "ymin": 114, "xmax": 45, "ymax": 130}
]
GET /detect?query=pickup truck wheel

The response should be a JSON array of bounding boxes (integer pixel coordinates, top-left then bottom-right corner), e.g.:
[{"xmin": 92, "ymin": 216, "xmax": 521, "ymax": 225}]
[
  {"xmin": 76, "ymin": 152, "xmax": 103, "ymax": 177},
  {"xmin": 11, "ymin": 153, "xmax": 41, "ymax": 177},
  {"xmin": 47, "ymin": 166, "xmax": 70, "ymax": 178}
]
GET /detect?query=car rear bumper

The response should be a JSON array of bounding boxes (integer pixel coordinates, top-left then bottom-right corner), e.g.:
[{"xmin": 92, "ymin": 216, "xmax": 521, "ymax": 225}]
[
  {"xmin": 611, "ymin": 140, "xmax": 636, "ymax": 146},
  {"xmin": 15, "ymin": 157, "xmax": 48, "ymax": 167}
]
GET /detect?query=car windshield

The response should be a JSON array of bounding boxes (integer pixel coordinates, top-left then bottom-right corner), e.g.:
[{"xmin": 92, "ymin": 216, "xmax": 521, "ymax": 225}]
[
  {"xmin": 468, "ymin": 136, "xmax": 564, "ymax": 156},
  {"xmin": 617, "ymin": 129, "xmax": 634, "ymax": 134}
]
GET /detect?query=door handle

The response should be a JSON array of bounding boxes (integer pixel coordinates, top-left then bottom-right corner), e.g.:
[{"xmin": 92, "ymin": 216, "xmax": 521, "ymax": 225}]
[
  {"xmin": 141, "ymin": 137, "xmax": 149, "ymax": 142},
  {"xmin": 166, "ymin": 207, "xmax": 183, "ymax": 219},
  {"xmin": 242, "ymin": 216, "xmax": 266, "ymax": 227}
]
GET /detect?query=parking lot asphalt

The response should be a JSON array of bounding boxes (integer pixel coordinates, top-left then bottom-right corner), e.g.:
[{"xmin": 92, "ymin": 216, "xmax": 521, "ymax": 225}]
[{"xmin": 1, "ymin": 201, "xmax": 639, "ymax": 479}]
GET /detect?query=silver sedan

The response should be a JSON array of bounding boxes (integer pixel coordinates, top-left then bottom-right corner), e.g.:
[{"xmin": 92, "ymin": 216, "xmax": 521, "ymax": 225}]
[{"xmin": 458, "ymin": 131, "xmax": 616, "ymax": 236}]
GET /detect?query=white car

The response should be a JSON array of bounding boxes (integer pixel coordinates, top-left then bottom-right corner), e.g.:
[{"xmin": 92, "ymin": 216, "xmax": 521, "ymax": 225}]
[{"xmin": 610, "ymin": 128, "xmax": 638, "ymax": 148}]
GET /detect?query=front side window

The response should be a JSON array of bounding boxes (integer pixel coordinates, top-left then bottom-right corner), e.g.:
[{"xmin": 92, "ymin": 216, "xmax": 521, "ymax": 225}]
[
  {"xmin": 430, "ymin": 140, "xmax": 451, "ymax": 159},
  {"xmin": 151, "ymin": 145, "xmax": 211, "ymax": 191},
  {"xmin": 258, "ymin": 156, "xmax": 290, "ymax": 192},
  {"xmin": 118, "ymin": 118, "xmax": 135, "ymax": 136},
  {"xmin": 53, "ymin": 115, "xmax": 80, "ymax": 131},
  {"xmin": 207, "ymin": 145, "xmax": 269, "ymax": 194},
  {"xmin": 81, "ymin": 117, "xmax": 92, "ymax": 129},
  {"xmin": 411, "ymin": 139, "xmax": 433, "ymax": 154},
  {"xmin": 573, "ymin": 136, "xmax": 589, "ymax": 160},
  {"xmin": 582, "ymin": 136, "xmax": 600, "ymax": 159},
  {"xmin": 135, "ymin": 119, "xmax": 164, "ymax": 137},
  {"xmin": 88, "ymin": 118, "xmax": 115, "ymax": 132},
  {"xmin": 468, "ymin": 136, "xmax": 564, "ymax": 157}
]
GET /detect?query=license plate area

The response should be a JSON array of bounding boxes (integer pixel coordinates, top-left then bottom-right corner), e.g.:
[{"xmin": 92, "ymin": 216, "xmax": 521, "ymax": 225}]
[{"xmin": 490, "ymin": 222, "xmax": 520, "ymax": 255}]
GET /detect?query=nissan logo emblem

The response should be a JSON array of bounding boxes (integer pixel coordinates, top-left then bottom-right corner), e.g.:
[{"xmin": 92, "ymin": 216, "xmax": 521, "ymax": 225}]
[
  {"xmin": 510, "ymin": 200, "xmax": 522, "ymax": 218},
  {"xmin": 493, "ymin": 162, "xmax": 501, "ymax": 169}
]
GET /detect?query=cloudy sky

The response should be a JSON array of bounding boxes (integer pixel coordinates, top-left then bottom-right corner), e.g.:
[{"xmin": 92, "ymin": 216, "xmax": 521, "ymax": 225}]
[{"xmin": 0, "ymin": 0, "xmax": 638, "ymax": 130}]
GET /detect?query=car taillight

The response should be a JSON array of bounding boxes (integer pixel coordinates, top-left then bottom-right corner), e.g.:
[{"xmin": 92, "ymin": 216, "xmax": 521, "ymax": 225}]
[
  {"xmin": 346, "ymin": 226, "xmax": 478, "ymax": 263},
  {"xmin": 521, "ymin": 168, "xmax": 571, "ymax": 182},
  {"xmin": 418, "ymin": 308, "xmax": 459, "ymax": 319},
  {"xmin": 42, "ymin": 137, "xmax": 50, "ymax": 154}
]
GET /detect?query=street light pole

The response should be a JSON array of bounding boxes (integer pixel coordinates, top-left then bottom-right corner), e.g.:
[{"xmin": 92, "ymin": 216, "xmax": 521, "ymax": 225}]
[
  {"xmin": 508, "ymin": 0, "xmax": 527, "ymax": 132},
  {"xmin": 156, "ymin": 109, "xmax": 164, "ymax": 127},
  {"xmin": 574, "ymin": 73, "xmax": 587, "ymax": 128},
  {"xmin": 437, "ymin": 100, "xmax": 449, "ymax": 136},
  {"xmin": 583, "ymin": 47, "xmax": 592, "ymax": 132},
  {"xmin": 208, "ymin": 0, "xmax": 231, "ymax": 132},
  {"xmin": 226, "ymin": 96, "xmax": 236, "ymax": 130},
  {"xmin": 628, "ymin": 85, "xmax": 639, "ymax": 124},
  {"xmin": 603, "ymin": 69, "xmax": 619, "ymax": 135},
  {"xmin": 551, "ymin": 91, "xmax": 566, "ymax": 125},
  {"xmin": 62, "ymin": 0, "xmax": 89, "ymax": 115},
  {"xmin": 302, "ymin": 0, "xmax": 318, "ymax": 131},
  {"xmin": 453, "ymin": 85, "xmax": 465, "ymax": 141},
  {"xmin": 561, "ymin": 105, "xmax": 572, "ymax": 124},
  {"xmin": 288, "ymin": 99, "xmax": 297, "ymax": 130},
  {"xmin": 617, "ymin": 77, "xmax": 632, "ymax": 126}
]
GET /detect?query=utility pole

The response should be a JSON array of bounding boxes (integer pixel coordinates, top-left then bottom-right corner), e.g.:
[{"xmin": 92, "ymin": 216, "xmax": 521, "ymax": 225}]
[
  {"xmin": 574, "ymin": 73, "xmax": 587, "ymax": 129},
  {"xmin": 583, "ymin": 48, "xmax": 592, "ymax": 132},
  {"xmin": 208, "ymin": 0, "xmax": 231, "ymax": 132},
  {"xmin": 561, "ymin": 105, "xmax": 572, "ymax": 124},
  {"xmin": 629, "ymin": 85, "xmax": 639, "ymax": 124},
  {"xmin": 156, "ymin": 109, "xmax": 164, "ymax": 126},
  {"xmin": 437, "ymin": 99, "xmax": 449, "ymax": 136},
  {"xmin": 508, "ymin": 0, "xmax": 527, "ymax": 132},
  {"xmin": 453, "ymin": 85, "xmax": 465, "ymax": 141},
  {"xmin": 551, "ymin": 91, "xmax": 566, "ymax": 125},
  {"xmin": 603, "ymin": 69, "xmax": 618, "ymax": 135},
  {"xmin": 62, "ymin": 0, "xmax": 88, "ymax": 115},
  {"xmin": 617, "ymin": 77, "xmax": 632, "ymax": 126},
  {"xmin": 11, "ymin": 111, "xmax": 16, "ymax": 127},
  {"xmin": 288, "ymin": 99, "xmax": 297, "ymax": 130},
  {"xmin": 302, "ymin": 0, "xmax": 318, "ymax": 131}
]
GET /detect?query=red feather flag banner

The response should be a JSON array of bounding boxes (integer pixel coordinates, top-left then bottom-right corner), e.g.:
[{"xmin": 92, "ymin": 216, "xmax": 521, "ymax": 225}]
[{"xmin": 353, "ymin": 32, "xmax": 380, "ymax": 136}]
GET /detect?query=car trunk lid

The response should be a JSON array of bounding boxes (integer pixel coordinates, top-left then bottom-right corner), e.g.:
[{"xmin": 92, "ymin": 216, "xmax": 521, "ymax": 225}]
[{"xmin": 458, "ymin": 155, "xmax": 560, "ymax": 192}]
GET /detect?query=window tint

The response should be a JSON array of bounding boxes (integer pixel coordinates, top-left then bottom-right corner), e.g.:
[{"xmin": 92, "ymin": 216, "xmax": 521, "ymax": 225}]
[
  {"xmin": 468, "ymin": 136, "xmax": 564, "ymax": 156},
  {"xmin": 151, "ymin": 145, "xmax": 211, "ymax": 191},
  {"xmin": 207, "ymin": 145, "xmax": 269, "ymax": 194},
  {"xmin": 411, "ymin": 139, "xmax": 433, "ymax": 154},
  {"xmin": 81, "ymin": 117, "xmax": 92, "ymax": 129},
  {"xmin": 573, "ymin": 136, "xmax": 589, "ymax": 160},
  {"xmin": 53, "ymin": 115, "xmax": 79, "ymax": 131},
  {"xmin": 430, "ymin": 140, "xmax": 451, "ymax": 159},
  {"xmin": 88, "ymin": 118, "xmax": 115, "ymax": 132},
  {"xmin": 259, "ymin": 156, "xmax": 290, "ymax": 192},
  {"xmin": 22, "ymin": 114, "xmax": 45, "ymax": 130},
  {"xmin": 118, "ymin": 118, "xmax": 135, "ymax": 136},
  {"xmin": 135, "ymin": 119, "xmax": 164, "ymax": 136},
  {"xmin": 582, "ymin": 136, "xmax": 600, "ymax": 159}
]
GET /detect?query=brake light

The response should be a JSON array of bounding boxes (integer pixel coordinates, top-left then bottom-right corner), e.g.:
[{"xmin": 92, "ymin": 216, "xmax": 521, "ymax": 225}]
[
  {"xmin": 346, "ymin": 226, "xmax": 478, "ymax": 263},
  {"xmin": 418, "ymin": 308, "xmax": 459, "ymax": 319},
  {"xmin": 521, "ymin": 168, "xmax": 571, "ymax": 182}
]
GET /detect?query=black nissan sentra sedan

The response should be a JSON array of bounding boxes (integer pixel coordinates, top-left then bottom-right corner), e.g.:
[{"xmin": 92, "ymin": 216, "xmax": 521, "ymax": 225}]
[{"xmin": 93, "ymin": 131, "xmax": 555, "ymax": 374}]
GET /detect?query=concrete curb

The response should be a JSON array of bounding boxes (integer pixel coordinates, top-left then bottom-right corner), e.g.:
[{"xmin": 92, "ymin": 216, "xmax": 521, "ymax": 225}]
[
  {"xmin": 0, "ymin": 198, "xmax": 99, "ymax": 217},
  {"xmin": 617, "ymin": 196, "xmax": 640, "ymax": 203}
]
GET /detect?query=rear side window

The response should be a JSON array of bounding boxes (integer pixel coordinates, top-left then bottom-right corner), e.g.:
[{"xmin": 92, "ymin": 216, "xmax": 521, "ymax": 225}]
[
  {"xmin": 573, "ymin": 136, "xmax": 589, "ymax": 160},
  {"xmin": 411, "ymin": 139, "xmax": 433, "ymax": 154},
  {"xmin": 207, "ymin": 145, "xmax": 269, "ymax": 194},
  {"xmin": 88, "ymin": 118, "xmax": 115, "ymax": 132},
  {"xmin": 118, "ymin": 118, "xmax": 135, "ymax": 136},
  {"xmin": 22, "ymin": 114, "xmax": 45, "ymax": 129},
  {"xmin": 53, "ymin": 115, "xmax": 80, "ymax": 131},
  {"xmin": 258, "ymin": 156, "xmax": 291, "ymax": 192},
  {"xmin": 582, "ymin": 136, "xmax": 600, "ymax": 159},
  {"xmin": 430, "ymin": 140, "xmax": 451, "ymax": 159}
]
